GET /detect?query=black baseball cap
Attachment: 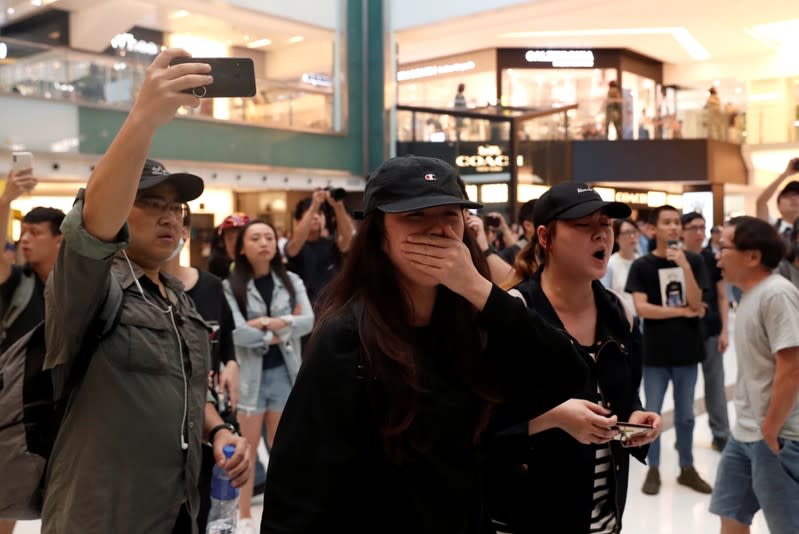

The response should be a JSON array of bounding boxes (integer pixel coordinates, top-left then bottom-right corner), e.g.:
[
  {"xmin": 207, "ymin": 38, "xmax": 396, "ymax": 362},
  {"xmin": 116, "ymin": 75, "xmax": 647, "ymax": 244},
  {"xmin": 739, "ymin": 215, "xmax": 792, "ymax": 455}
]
[
  {"xmin": 533, "ymin": 182, "xmax": 631, "ymax": 226},
  {"xmin": 355, "ymin": 155, "xmax": 481, "ymax": 219},
  {"xmin": 138, "ymin": 159, "xmax": 204, "ymax": 202},
  {"xmin": 778, "ymin": 181, "xmax": 799, "ymax": 200}
]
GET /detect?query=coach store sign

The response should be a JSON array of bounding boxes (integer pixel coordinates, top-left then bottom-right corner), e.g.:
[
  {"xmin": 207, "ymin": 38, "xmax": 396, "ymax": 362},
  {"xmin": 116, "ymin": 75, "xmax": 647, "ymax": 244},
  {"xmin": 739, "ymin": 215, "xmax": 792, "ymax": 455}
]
[{"xmin": 456, "ymin": 145, "xmax": 510, "ymax": 173}]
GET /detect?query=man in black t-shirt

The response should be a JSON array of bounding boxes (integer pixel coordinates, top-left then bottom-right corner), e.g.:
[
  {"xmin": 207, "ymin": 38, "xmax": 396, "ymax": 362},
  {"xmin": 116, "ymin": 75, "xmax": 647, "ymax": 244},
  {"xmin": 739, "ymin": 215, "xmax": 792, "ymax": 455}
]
[
  {"xmin": 682, "ymin": 212, "xmax": 730, "ymax": 453},
  {"xmin": 0, "ymin": 169, "xmax": 64, "ymax": 534},
  {"xmin": 626, "ymin": 205, "xmax": 713, "ymax": 497},
  {"xmin": 285, "ymin": 190, "xmax": 353, "ymax": 306}
]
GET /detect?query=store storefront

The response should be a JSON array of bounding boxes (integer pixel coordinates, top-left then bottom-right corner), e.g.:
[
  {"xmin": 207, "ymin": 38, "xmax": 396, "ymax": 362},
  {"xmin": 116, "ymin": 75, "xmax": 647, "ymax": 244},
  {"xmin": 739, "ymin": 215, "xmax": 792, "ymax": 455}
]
[
  {"xmin": 0, "ymin": 6, "xmax": 344, "ymax": 133},
  {"xmin": 398, "ymin": 47, "xmax": 664, "ymax": 141}
]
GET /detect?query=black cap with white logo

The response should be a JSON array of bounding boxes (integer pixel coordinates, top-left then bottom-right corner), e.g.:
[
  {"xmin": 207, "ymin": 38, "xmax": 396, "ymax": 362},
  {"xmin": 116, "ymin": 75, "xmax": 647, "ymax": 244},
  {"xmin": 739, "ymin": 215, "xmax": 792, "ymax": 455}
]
[
  {"xmin": 533, "ymin": 182, "xmax": 631, "ymax": 227},
  {"xmin": 355, "ymin": 155, "xmax": 482, "ymax": 219},
  {"xmin": 138, "ymin": 159, "xmax": 204, "ymax": 202}
]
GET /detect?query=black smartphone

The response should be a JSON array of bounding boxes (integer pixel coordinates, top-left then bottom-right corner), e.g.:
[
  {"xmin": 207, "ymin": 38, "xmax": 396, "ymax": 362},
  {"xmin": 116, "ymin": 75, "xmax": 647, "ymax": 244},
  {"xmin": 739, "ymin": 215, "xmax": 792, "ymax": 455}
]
[
  {"xmin": 169, "ymin": 57, "xmax": 256, "ymax": 98},
  {"xmin": 485, "ymin": 215, "xmax": 501, "ymax": 227},
  {"xmin": 666, "ymin": 239, "xmax": 679, "ymax": 248}
]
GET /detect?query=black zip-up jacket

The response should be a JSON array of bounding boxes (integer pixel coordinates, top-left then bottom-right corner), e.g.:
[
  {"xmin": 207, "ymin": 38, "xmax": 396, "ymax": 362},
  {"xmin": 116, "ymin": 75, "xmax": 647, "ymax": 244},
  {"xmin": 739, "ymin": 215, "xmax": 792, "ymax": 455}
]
[
  {"xmin": 260, "ymin": 285, "xmax": 588, "ymax": 534},
  {"xmin": 483, "ymin": 273, "xmax": 648, "ymax": 534}
]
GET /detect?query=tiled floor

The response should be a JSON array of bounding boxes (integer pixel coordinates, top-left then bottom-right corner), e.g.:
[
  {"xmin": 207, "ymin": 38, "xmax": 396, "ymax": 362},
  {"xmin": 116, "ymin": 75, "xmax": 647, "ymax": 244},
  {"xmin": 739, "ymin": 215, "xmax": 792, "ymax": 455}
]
[{"xmin": 12, "ymin": 313, "xmax": 774, "ymax": 533}]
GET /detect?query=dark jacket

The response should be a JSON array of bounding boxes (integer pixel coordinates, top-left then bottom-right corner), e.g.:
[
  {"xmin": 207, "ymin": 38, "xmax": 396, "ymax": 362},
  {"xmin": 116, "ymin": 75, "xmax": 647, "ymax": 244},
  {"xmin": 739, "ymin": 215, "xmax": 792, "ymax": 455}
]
[
  {"xmin": 484, "ymin": 273, "xmax": 648, "ymax": 534},
  {"xmin": 260, "ymin": 285, "xmax": 588, "ymax": 534}
]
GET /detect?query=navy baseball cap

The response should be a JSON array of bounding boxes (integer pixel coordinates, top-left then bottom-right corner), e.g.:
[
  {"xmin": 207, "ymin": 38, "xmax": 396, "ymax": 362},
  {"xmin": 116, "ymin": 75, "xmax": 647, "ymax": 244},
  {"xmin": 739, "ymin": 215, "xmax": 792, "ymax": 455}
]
[
  {"xmin": 138, "ymin": 159, "xmax": 204, "ymax": 202},
  {"xmin": 355, "ymin": 155, "xmax": 481, "ymax": 219},
  {"xmin": 534, "ymin": 182, "xmax": 631, "ymax": 227}
]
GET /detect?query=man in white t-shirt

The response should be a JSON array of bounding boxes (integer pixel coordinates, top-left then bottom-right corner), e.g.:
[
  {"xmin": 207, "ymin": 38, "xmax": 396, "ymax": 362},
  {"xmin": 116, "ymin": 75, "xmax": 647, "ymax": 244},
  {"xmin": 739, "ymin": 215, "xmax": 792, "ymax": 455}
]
[{"xmin": 711, "ymin": 216, "xmax": 799, "ymax": 534}]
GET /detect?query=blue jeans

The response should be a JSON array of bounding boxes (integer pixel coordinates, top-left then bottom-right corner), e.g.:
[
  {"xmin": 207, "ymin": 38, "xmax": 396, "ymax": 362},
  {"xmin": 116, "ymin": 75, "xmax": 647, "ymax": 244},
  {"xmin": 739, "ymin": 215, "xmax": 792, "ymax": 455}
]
[
  {"xmin": 702, "ymin": 336, "xmax": 730, "ymax": 441},
  {"xmin": 710, "ymin": 436, "xmax": 799, "ymax": 533},
  {"xmin": 643, "ymin": 364, "xmax": 698, "ymax": 467}
]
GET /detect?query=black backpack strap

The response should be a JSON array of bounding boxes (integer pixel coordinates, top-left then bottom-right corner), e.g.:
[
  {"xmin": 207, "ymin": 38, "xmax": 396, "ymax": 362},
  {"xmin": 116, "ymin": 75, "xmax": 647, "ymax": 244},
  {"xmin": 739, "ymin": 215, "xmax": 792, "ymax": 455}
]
[
  {"xmin": 0, "ymin": 272, "xmax": 36, "ymax": 346},
  {"xmin": 53, "ymin": 277, "xmax": 124, "ymax": 412}
]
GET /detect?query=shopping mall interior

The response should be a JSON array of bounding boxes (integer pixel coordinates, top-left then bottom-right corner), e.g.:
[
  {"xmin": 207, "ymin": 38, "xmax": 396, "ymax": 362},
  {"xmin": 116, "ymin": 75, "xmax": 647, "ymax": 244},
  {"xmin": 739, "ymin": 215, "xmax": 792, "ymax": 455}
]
[{"xmin": 1, "ymin": 0, "xmax": 798, "ymax": 533}]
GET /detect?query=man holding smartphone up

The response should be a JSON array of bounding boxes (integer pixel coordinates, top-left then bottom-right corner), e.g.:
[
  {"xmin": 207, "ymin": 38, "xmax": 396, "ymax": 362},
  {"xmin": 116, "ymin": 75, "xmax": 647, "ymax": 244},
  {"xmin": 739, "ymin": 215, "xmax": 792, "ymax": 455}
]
[
  {"xmin": 625, "ymin": 205, "xmax": 713, "ymax": 496},
  {"xmin": 40, "ymin": 49, "xmax": 250, "ymax": 534}
]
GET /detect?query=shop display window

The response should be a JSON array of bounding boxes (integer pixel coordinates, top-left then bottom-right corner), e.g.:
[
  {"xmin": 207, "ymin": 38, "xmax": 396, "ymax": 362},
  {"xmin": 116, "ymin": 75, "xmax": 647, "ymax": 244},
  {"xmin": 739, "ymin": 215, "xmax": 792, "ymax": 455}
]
[
  {"xmin": 0, "ymin": 2, "xmax": 346, "ymax": 134},
  {"xmin": 500, "ymin": 67, "xmax": 617, "ymax": 139}
]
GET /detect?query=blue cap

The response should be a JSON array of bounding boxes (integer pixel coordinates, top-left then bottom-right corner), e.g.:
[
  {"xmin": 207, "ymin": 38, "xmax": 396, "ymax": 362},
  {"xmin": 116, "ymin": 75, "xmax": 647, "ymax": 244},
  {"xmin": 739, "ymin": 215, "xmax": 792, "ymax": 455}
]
[{"xmin": 223, "ymin": 444, "xmax": 236, "ymax": 459}]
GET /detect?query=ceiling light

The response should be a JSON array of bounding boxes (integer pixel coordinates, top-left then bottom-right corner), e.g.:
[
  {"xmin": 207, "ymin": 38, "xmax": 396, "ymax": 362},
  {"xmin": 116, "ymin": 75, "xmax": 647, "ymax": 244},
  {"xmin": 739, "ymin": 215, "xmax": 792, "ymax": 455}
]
[
  {"xmin": 0, "ymin": 42, "xmax": 7, "ymax": 60},
  {"xmin": 247, "ymin": 38, "xmax": 272, "ymax": 48},
  {"xmin": 6, "ymin": 7, "xmax": 14, "ymax": 15},
  {"xmin": 746, "ymin": 19, "xmax": 799, "ymax": 49},
  {"xmin": 170, "ymin": 10, "xmax": 190, "ymax": 19},
  {"xmin": 499, "ymin": 26, "xmax": 710, "ymax": 61},
  {"xmin": 31, "ymin": 0, "xmax": 41, "ymax": 6},
  {"xmin": 288, "ymin": 35, "xmax": 304, "ymax": 44},
  {"xmin": 243, "ymin": 35, "xmax": 250, "ymax": 41}
]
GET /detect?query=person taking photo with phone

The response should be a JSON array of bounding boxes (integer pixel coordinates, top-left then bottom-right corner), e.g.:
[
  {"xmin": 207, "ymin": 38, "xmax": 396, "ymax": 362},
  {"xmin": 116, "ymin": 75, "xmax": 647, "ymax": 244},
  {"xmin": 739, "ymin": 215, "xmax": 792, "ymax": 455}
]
[
  {"xmin": 40, "ymin": 49, "xmax": 250, "ymax": 533},
  {"xmin": 0, "ymin": 167, "xmax": 63, "ymax": 534},
  {"xmin": 485, "ymin": 183, "xmax": 660, "ymax": 534}
]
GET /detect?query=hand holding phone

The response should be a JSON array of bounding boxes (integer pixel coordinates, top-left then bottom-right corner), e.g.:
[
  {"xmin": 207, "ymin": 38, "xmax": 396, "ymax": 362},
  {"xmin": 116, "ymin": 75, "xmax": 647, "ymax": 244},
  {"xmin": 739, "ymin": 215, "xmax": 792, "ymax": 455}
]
[
  {"xmin": 611, "ymin": 422, "xmax": 654, "ymax": 444},
  {"xmin": 169, "ymin": 57, "xmax": 256, "ymax": 98},
  {"xmin": 7, "ymin": 152, "xmax": 37, "ymax": 197}
]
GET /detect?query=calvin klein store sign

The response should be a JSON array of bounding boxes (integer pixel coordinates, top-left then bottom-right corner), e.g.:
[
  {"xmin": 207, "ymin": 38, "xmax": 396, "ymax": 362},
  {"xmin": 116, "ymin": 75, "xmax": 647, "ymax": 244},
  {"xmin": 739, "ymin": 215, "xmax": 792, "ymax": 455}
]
[{"xmin": 524, "ymin": 49, "xmax": 595, "ymax": 68}]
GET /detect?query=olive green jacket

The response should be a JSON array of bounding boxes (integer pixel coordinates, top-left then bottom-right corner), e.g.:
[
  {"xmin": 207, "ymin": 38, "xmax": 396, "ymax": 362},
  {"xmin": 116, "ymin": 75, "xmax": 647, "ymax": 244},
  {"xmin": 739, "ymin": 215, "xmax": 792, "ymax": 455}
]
[{"xmin": 41, "ymin": 197, "xmax": 211, "ymax": 533}]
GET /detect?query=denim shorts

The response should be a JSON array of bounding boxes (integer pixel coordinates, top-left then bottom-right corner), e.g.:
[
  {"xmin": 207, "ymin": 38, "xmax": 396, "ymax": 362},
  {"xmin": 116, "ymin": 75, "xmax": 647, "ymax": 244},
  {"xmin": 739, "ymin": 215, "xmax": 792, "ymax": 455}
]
[
  {"xmin": 709, "ymin": 435, "xmax": 799, "ymax": 533},
  {"xmin": 250, "ymin": 364, "xmax": 292, "ymax": 414}
]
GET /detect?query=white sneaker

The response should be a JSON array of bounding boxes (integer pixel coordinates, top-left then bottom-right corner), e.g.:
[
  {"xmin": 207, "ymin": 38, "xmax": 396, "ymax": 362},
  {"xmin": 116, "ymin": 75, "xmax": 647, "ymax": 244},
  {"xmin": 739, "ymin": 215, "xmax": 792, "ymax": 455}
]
[{"xmin": 237, "ymin": 518, "xmax": 257, "ymax": 534}]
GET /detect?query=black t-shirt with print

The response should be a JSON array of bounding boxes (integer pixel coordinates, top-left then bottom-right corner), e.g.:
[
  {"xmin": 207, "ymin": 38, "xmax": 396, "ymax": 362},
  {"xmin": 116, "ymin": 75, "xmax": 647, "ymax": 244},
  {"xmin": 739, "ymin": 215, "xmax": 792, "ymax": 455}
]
[
  {"xmin": 0, "ymin": 265, "xmax": 45, "ymax": 353},
  {"xmin": 625, "ymin": 252, "xmax": 708, "ymax": 366},
  {"xmin": 185, "ymin": 269, "xmax": 236, "ymax": 371}
]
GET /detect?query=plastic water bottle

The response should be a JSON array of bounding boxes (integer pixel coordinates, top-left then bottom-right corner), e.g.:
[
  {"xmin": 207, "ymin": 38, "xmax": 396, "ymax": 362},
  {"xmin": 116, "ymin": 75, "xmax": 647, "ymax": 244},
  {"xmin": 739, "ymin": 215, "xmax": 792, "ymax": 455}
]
[{"xmin": 206, "ymin": 444, "xmax": 239, "ymax": 534}]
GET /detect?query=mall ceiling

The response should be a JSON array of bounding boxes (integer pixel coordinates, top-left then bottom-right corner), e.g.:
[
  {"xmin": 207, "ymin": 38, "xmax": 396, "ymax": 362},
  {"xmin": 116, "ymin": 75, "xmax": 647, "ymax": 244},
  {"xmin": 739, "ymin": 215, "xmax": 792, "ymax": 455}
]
[{"xmin": 396, "ymin": 0, "xmax": 799, "ymax": 66}]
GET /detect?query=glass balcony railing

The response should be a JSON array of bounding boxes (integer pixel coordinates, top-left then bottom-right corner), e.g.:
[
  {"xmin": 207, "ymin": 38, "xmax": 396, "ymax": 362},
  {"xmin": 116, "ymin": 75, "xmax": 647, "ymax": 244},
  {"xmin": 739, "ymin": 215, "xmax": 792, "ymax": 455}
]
[{"xmin": 0, "ymin": 36, "xmax": 339, "ymax": 133}]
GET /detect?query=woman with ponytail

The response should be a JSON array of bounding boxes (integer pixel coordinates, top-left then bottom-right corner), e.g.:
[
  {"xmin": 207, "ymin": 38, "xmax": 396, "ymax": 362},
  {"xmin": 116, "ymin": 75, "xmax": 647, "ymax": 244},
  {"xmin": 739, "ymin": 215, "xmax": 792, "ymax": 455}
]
[{"xmin": 485, "ymin": 183, "xmax": 661, "ymax": 534}]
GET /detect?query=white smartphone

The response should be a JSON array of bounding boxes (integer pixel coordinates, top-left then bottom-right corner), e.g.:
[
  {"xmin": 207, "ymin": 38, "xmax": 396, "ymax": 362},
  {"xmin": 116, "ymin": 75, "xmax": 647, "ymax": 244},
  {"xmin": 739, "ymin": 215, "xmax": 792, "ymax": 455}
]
[
  {"xmin": 11, "ymin": 152, "xmax": 35, "ymax": 192},
  {"xmin": 11, "ymin": 151, "xmax": 33, "ymax": 174}
]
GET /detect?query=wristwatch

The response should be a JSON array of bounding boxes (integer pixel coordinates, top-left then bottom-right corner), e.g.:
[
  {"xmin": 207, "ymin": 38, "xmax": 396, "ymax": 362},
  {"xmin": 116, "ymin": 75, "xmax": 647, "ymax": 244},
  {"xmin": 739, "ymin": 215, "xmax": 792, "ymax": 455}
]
[
  {"xmin": 260, "ymin": 317, "xmax": 271, "ymax": 330},
  {"xmin": 208, "ymin": 422, "xmax": 238, "ymax": 445}
]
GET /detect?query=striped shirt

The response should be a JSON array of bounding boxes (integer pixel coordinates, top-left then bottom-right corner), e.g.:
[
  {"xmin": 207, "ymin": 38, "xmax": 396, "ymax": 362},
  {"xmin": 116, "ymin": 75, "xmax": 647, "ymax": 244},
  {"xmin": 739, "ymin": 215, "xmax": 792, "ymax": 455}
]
[{"xmin": 585, "ymin": 345, "xmax": 618, "ymax": 534}]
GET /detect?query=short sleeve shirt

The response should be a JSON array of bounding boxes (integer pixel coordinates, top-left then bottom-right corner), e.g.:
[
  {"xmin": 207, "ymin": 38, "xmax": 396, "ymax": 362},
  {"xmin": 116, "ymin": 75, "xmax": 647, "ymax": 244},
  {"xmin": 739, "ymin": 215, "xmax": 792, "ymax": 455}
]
[
  {"xmin": 625, "ymin": 252, "xmax": 708, "ymax": 366},
  {"xmin": 733, "ymin": 274, "xmax": 799, "ymax": 442}
]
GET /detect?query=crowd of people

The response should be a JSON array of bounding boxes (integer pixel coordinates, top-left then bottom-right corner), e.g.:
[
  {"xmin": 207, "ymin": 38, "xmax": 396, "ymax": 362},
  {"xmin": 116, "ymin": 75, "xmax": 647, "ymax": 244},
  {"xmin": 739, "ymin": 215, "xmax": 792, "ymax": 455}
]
[{"xmin": 0, "ymin": 49, "xmax": 797, "ymax": 534}]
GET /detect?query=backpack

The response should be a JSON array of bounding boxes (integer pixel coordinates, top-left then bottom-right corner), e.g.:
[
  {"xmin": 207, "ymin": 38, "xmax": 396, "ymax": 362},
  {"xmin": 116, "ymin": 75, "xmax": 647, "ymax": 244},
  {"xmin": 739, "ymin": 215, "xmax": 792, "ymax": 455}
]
[
  {"xmin": 0, "ymin": 270, "xmax": 36, "ymax": 347},
  {"xmin": 0, "ymin": 278, "xmax": 124, "ymax": 520}
]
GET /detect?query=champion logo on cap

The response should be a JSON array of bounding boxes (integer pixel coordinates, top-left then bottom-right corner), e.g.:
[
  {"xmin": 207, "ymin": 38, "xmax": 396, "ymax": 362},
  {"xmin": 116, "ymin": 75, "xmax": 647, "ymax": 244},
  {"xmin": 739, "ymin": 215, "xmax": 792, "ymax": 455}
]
[
  {"xmin": 576, "ymin": 188, "xmax": 593, "ymax": 193},
  {"xmin": 424, "ymin": 173, "xmax": 437, "ymax": 181}
]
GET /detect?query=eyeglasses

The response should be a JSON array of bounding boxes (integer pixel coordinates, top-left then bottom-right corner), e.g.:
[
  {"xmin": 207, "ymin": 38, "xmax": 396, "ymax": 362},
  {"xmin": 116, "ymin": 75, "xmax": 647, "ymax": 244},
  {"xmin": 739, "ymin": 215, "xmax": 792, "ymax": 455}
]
[
  {"xmin": 683, "ymin": 225, "xmax": 707, "ymax": 233},
  {"xmin": 135, "ymin": 196, "xmax": 189, "ymax": 220}
]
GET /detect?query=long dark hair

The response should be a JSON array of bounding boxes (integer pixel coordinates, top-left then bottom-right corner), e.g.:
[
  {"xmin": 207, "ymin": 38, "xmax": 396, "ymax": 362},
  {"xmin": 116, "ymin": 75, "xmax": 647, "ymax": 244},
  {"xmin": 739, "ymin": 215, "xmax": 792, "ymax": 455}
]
[
  {"xmin": 313, "ymin": 211, "xmax": 496, "ymax": 462},
  {"xmin": 229, "ymin": 220, "xmax": 296, "ymax": 316}
]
